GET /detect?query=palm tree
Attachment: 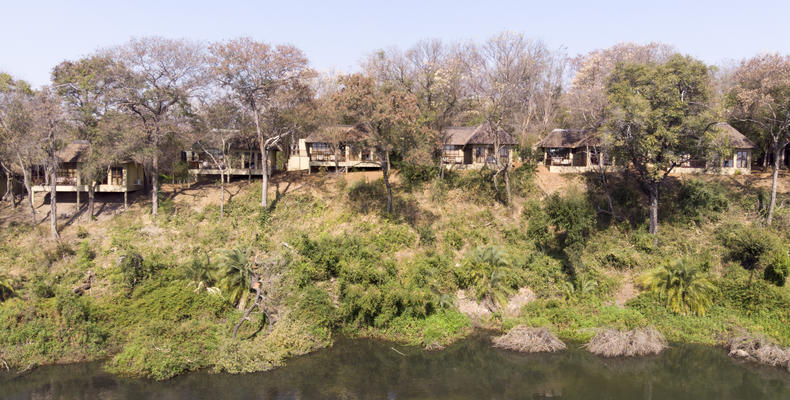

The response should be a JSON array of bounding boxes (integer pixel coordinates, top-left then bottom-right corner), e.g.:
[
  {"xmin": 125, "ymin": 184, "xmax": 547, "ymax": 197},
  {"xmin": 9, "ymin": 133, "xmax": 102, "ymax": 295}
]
[
  {"xmin": 219, "ymin": 248, "xmax": 253, "ymax": 309},
  {"xmin": 467, "ymin": 246, "xmax": 517, "ymax": 310},
  {"xmin": 184, "ymin": 255, "xmax": 221, "ymax": 296},
  {"xmin": 640, "ymin": 259, "xmax": 716, "ymax": 316},
  {"xmin": 0, "ymin": 274, "xmax": 15, "ymax": 301}
]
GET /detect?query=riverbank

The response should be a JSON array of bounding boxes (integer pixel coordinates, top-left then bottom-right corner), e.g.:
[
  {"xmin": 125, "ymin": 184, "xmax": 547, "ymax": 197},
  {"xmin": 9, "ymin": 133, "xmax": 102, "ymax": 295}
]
[{"xmin": 1, "ymin": 168, "xmax": 790, "ymax": 379}]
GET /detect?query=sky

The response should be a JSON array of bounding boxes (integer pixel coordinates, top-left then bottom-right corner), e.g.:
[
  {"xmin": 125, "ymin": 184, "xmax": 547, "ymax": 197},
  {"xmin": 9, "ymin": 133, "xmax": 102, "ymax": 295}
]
[{"xmin": 1, "ymin": 0, "xmax": 788, "ymax": 87}]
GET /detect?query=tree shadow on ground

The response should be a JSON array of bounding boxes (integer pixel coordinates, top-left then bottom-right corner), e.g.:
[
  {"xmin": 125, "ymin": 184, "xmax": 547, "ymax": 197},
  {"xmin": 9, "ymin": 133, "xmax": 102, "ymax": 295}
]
[{"xmin": 346, "ymin": 179, "xmax": 437, "ymax": 227}]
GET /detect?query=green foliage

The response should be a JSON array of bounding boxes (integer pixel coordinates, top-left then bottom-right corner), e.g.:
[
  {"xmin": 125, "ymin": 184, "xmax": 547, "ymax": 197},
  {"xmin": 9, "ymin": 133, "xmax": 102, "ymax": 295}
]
[
  {"xmin": 75, "ymin": 241, "xmax": 95, "ymax": 271},
  {"xmin": 718, "ymin": 223, "xmax": 787, "ymax": 286},
  {"xmin": 32, "ymin": 279, "xmax": 55, "ymax": 299},
  {"xmin": 218, "ymin": 248, "xmax": 252, "ymax": 308},
  {"xmin": 640, "ymin": 257, "xmax": 716, "ymax": 316},
  {"xmin": 291, "ymin": 286, "xmax": 338, "ymax": 333},
  {"xmin": 761, "ymin": 249, "xmax": 790, "ymax": 287},
  {"xmin": 509, "ymin": 163, "xmax": 537, "ymax": 196},
  {"xmin": 118, "ymin": 249, "xmax": 148, "ymax": 291},
  {"xmin": 183, "ymin": 253, "xmax": 220, "ymax": 292},
  {"xmin": 455, "ymin": 246, "xmax": 521, "ymax": 308},
  {"xmin": 523, "ymin": 199, "xmax": 552, "ymax": 248},
  {"xmin": 0, "ymin": 274, "xmax": 15, "ymax": 301},
  {"xmin": 544, "ymin": 190, "xmax": 596, "ymax": 247},
  {"xmin": 671, "ymin": 179, "xmax": 729, "ymax": 224},
  {"xmin": 398, "ymin": 163, "xmax": 439, "ymax": 190}
]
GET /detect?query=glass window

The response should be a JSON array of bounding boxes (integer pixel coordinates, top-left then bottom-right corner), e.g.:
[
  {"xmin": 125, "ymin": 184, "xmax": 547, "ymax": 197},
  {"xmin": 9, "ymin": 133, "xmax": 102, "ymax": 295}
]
[{"xmin": 737, "ymin": 151, "xmax": 748, "ymax": 168}]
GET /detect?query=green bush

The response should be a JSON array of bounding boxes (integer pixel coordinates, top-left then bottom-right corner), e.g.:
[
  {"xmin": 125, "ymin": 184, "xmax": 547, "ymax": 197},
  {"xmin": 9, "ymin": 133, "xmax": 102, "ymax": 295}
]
[
  {"xmin": 398, "ymin": 163, "xmax": 439, "ymax": 190},
  {"xmin": 762, "ymin": 249, "xmax": 790, "ymax": 287},
  {"xmin": 454, "ymin": 246, "xmax": 521, "ymax": 307},
  {"xmin": 118, "ymin": 249, "xmax": 149, "ymax": 291},
  {"xmin": 544, "ymin": 190, "xmax": 596, "ymax": 247},
  {"xmin": 671, "ymin": 179, "xmax": 729, "ymax": 224},
  {"xmin": 718, "ymin": 224, "xmax": 774, "ymax": 271},
  {"xmin": 0, "ymin": 274, "xmax": 15, "ymax": 301}
]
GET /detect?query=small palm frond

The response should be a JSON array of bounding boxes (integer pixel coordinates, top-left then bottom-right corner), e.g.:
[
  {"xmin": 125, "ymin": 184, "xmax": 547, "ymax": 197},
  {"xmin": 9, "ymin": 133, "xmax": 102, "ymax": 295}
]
[{"xmin": 641, "ymin": 259, "xmax": 715, "ymax": 316}]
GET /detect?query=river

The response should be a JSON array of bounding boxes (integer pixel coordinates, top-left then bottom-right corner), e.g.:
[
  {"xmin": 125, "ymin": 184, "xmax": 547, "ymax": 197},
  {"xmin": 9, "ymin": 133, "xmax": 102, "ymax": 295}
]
[{"xmin": 3, "ymin": 334, "xmax": 790, "ymax": 399}]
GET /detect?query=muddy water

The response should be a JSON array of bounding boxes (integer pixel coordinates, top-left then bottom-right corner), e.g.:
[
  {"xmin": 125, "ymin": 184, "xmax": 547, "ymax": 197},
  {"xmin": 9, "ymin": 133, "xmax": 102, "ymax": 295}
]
[{"xmin": 3, "ymin": 334, "xmax": 790, "ymax": 399}]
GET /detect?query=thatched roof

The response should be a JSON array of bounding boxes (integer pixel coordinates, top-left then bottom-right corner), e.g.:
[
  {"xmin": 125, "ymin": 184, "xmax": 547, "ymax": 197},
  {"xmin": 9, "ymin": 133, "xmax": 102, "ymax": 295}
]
[
  {"xmin": 537, "ymin": 123, "xmax": 755, "ymax": 151},
  {"xmin": 304, "ymin": 125, "xmax": 370, "ymax": 144},
  {"xmin": 536, "ymin": 129, "xmax": 599, "ymax": 149},
  {"xmin": 716, "ymin": 123, "xmax": 756, "ymax": 149},
  {"xmin": 442, "ymin": 123, "xmax": 516, "ymax": 146},
  {"xmin": 55, "ymin": 140, "xmax": 90, "ymax": 163}
]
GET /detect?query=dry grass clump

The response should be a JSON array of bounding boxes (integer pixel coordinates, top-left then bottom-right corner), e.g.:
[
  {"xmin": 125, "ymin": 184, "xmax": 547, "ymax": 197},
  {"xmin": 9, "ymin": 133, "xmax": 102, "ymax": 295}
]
[
  {"xmin": 585, "ymin": 328, "xmax": 667, "ymax": 357},
  {"xmin": 726, "ymin": 335, "xmax": 790, "ymax": 371},
  {"xmin": 492, "ymin": 326, "xmax": 566, "ymax": 353}
]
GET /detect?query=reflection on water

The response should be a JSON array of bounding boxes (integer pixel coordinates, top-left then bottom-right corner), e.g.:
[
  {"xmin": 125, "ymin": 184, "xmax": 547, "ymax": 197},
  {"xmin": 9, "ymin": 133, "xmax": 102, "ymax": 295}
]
[{"xmin": 3, "ymin": 334, "xmax": 790, "ymax": 399}]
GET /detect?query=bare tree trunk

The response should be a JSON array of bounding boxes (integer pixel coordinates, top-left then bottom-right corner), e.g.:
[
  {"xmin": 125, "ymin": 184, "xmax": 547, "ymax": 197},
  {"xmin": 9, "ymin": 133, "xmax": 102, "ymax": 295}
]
[
  {"xmin": 649, "ymin": 185, "xmax": 659, "ymax": 237},
  {"xmin": 88, "ymin": 183, "xmax": 95, "ymax": 219},
  {"xmin": 21, "ymin": 167, "xmax": 35, "ymax": 225},
  {"xmin": 76, "ymin": 188, "xmax": 80, "ymax": 216},
  {"xmin": 334, "ymin": 146, "xmax": 341, "ymax": 175},
  {"xmin": 261, "ymin": 148, "xmax": 269, "ymax": 207},
  {"xmin": 253, "ymin": 109, "xmax": 268, "ymax": 208},
  {"xmin": 767, "ymin": 143, "xmax": 782, "ymax": 225},
  {"xmin": 220, "ymin": 171, "xmax": 225, "ymax": 219},
  {"xmin": 504, "ymin": 167, "xmax": 511, "ymax": 205},
  {"xmin": 124, "ymin": 191, "xmax": 127, "ymax": 211},
  {"xmin": 382, "ymin": 151, "xmax": 393, "ymax": 214},
  {"xmin": 151, "ymin": 153, "xmax": 159, "ymax": 217},
  {"xmin": 1, "ymin": 162, "xmax": 12, "ymax": 204},
  {"xmin": 49, "ymin": 168, "xmax": 59, "ymax": 240},
  {"xmin": 763, "ymin": 143, "xmax": 770, "ymax": 171}
]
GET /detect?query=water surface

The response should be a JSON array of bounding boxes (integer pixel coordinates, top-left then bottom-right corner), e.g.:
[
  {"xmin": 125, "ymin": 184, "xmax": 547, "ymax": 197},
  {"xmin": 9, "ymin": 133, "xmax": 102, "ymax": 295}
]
[{"xmin": 3, "ymin": 334, "xmax": 790, "ymax": 399}]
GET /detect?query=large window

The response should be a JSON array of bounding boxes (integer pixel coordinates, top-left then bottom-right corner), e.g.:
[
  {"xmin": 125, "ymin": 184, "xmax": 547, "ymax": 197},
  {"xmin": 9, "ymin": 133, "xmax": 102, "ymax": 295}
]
[
  {"xmin": 442, "ymin": 145, "xmax": 463, "ymax": 163},
  {"xmin": 110, "ymin": 167, "xmax": 124, "ymax": 185},
  {"xmin": 737, "ymin": 151, "xmax": 748, "ymax": 168},
  {"xmin": 723, "ymin": 155, "xmax": 733, "ymax": 168}
]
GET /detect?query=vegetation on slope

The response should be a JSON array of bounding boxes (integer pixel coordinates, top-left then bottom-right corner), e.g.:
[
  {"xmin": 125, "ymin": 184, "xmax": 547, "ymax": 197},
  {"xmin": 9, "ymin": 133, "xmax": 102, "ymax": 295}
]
[{"xmin": 0, "ymin": 167, "xmax": 789, "ymax": 379}]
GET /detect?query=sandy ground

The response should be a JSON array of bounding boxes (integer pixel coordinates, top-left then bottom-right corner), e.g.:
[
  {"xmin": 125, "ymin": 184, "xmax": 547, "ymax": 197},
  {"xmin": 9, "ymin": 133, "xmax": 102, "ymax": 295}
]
[{"xmin": 534, "ymin": 165, "xmax": 586, "ymax": 195}]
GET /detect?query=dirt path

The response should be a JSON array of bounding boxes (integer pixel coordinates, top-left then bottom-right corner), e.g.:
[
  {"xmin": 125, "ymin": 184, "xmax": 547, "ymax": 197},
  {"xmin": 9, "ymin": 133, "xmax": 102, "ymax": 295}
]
[{"xmin": 614, "ymin": 274, "xmax": 639, "ymax": 307}]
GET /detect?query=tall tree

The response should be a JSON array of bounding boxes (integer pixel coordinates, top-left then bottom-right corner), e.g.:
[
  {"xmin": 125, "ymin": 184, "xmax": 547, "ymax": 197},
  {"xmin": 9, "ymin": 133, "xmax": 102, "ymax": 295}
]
[
  {"xmin": 191, "ymin": 97, "xmax": 250, "ymax": 219},
  {"xmin": 728, "ymin": 54, "xmax": 790, "ymax": 225},
  {"xmin": 208, "ymin": 38, "xmax": 313, "ymax": 207},
  {"xmin": 466, "ymin": 32, "xmax": 556, "ymax": 204},
  {"xmin": 606, "ymin": 55, "xmax": 717, "ymax": 236},
  {"xmin": 31, "ymin": 88, "xmax": 69, "ymax": 239},
  {"xmin": 564, "ymin": 42, "xmax": 675, "ymax": 130},
  {"xmin": 112, "ymin": 37, "xmax": 205, "ymax": 217},
  {"xmin": 0, "ymin": 74, "xmax": 38, "ymax": 222},
  {"xmin": 332, "ymin": 74, "xmax": 420, "ymax": 213},
  {"xmin": 364, "ymin": 40, "xmax": 468, "ymax": 176},
  {"xmin": 52, "ymin": 55, "xmax": 124, "ymax": 218}
]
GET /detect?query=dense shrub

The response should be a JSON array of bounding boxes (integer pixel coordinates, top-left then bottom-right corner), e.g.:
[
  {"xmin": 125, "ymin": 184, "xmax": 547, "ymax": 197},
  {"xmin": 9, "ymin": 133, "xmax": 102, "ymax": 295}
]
[
  {"xmin": 544, "ymin": 190, "xmax": 596, "ymax": 247},
  {"xmin": 454, "ymin": 246, "xmax": 522, "ymax": 307},
  {"xmin": 118, "ymin": 249, "xmax": 148, "ymax": 291},
  {"xmin": 718, "ymin": 224, "xmax": 788, "ymax": 286},
  {"xmin": 398, "ymin": 163, "xmax": 439, "ymax": 190},
  {"xmin": 671, "ymin": 179, "xmax": 729, "ymax": 224},
  {"xmin": 761, "ymin": 250, "xmax": 790, "ymax": 287}
]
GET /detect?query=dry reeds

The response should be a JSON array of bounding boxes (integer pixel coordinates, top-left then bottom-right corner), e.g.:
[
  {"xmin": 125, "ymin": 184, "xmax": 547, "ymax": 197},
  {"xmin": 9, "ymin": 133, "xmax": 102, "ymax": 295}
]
[
  {"xmin": 585, "ymin": 328, "xmax": 667, "ymax": 357},
  {"xmin": 492, "ymin": 326, "xmax": 566, "ymax": 353},
  {"xmin": 726, "ymin": 335, "xmax": 790, "ymax": 371}
]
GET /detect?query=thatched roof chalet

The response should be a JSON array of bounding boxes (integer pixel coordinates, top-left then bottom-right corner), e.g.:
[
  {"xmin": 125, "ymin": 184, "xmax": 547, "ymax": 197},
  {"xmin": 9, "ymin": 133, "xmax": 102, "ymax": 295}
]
[
  {"xmin": 442, "ymin": 123, "xmax": 516, "ymax": 147},
  {"xmin": 304, "ymin": 125, "xmax": 371, "ymax": 144},
  {"xmin": 537, "ymin": 123, "xmax": 754, "ymax": 150}
]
